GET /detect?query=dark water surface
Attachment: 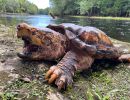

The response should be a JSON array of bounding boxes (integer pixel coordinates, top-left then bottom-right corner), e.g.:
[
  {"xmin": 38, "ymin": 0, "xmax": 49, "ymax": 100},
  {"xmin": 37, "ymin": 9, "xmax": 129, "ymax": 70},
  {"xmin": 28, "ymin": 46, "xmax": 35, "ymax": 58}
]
[{"xmin": 0, "ymin": 15, "xmax": 130, "ymax": 42}]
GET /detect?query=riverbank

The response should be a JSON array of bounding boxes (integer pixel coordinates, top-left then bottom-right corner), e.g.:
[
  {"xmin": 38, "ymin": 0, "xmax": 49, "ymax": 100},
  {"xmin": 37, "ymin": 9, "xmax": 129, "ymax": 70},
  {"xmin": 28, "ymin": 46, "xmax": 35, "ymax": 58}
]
[
  {"xmin": 0, "ymin": 13, "xmax": 30, "ymax": 16},
  {"xmin": 1, "ymin": 13, "xmax": 130, "ymax": 21},
  {"xmin": 69, "ymin": 15, "xmax": 130, "ymax": 21},
  {"xmin": 0, "ymin": 24, "xmax": 130, "ymax": 100}
]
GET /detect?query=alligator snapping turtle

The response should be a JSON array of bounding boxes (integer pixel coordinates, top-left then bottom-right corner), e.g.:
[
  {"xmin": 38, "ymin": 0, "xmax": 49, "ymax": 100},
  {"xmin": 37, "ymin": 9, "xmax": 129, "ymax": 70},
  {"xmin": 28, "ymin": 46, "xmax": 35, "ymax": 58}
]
[{"xmin": 16, "ymin": 23, "xmax": 130, "ymax": 90}]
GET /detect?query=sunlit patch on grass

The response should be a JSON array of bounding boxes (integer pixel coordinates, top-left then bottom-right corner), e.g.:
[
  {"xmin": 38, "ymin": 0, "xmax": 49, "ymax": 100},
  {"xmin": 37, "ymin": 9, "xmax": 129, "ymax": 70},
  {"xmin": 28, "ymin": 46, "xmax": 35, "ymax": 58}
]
[{"xmin": 70, "ymin": 16, "xmax": 130, "ymax": 21}]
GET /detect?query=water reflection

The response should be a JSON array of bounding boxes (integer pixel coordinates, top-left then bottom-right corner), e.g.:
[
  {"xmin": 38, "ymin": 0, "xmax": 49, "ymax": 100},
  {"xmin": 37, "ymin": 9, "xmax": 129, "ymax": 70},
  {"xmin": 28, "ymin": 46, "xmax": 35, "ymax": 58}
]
[{"xmin": 0, "ymin": 15, "xmax": 130, "ymax": 42}]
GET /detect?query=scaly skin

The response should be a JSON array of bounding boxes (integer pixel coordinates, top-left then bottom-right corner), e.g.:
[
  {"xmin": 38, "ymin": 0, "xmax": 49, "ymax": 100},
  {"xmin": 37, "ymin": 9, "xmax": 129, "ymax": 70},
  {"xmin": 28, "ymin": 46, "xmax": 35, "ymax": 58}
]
[
  {"xmin": 45, "ymin": 51, "xmax": 94, "ymax": 90},
  {"xmin": 17, "ymin": 23, "xmax": 130, "ymax": 90},
  {"xmin": 17, "ymin": 23, "xmax": 67, "ymax": 60}
]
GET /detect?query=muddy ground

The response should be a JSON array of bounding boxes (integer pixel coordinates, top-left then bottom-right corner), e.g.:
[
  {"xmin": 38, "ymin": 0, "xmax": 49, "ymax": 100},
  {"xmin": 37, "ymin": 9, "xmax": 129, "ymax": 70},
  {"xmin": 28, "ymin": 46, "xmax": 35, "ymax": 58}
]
[{"xmin": 0, "ymin": 25, "xmax": 130, "ymax": 100}]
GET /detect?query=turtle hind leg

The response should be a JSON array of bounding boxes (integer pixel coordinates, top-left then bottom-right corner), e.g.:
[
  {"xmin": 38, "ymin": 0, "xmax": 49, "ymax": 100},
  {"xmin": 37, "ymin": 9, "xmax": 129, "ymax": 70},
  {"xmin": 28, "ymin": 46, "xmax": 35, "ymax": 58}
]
[{"xmin": 118, "ymin": 54, "xmax": 130, "ymax": 62}]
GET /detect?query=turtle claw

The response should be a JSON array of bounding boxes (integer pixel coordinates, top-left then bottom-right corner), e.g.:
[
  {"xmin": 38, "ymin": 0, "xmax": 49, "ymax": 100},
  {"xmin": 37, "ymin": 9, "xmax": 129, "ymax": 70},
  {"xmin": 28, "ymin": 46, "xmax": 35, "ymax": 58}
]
[
  {"xmin": 45, "ymin": 66, "xmax": 57, "ymax": 79},
  {"xmin": 45, "ymin": 69, "xmax": 54, "ymax": 80},
  {"xmin": 55, "ymin": 75, "xmax": 67, "ymax": 90},
  {"xmin": 56, "ymin": 74, "xmax": 73, "ymax": 90},
  {"xmin": 45, "ymin": 65, "xmax": 62, "ymax": 84},
  {"xmin": 57, "ymin": 80, "xmax": 65, "ymax": 90},
  {"xmin": 48, "ymin": 73, "xmax": 58, "ymax": 84},
  {"xmin": 45, "ymin": 66, "xmax": 73, "ymax": 90}
]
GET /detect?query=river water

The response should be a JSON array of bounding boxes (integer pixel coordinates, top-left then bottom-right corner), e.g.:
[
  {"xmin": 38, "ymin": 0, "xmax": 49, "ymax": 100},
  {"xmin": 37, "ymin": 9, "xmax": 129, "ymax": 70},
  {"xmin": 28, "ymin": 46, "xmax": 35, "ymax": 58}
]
[{"xmin": 0, "ymin": 15, "xmax": 130, "ymax": 42}]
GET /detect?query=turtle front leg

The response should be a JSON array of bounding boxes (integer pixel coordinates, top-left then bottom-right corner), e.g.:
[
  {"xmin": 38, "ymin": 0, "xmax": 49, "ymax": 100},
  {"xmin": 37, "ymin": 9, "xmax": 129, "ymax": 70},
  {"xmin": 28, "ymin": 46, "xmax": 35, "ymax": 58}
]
[
  {"xmin": 45, "ymin": 51, "xmax": 94, "ymax": 90},
  {"xmin": 45, "ymin": 51, "xmax": 77, "ymax": 90}
]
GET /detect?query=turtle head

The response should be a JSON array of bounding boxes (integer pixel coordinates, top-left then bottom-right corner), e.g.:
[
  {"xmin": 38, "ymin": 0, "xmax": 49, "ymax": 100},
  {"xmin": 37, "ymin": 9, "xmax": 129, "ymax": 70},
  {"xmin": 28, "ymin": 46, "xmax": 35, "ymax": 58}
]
[{"xmin": 17, "ymin": 23, "xmax": 67, "ymax": 60}]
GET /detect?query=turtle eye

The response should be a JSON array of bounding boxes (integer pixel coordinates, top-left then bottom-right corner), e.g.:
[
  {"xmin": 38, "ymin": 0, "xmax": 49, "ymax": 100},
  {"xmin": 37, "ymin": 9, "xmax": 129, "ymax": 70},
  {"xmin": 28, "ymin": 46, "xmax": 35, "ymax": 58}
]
[
  {"xmin": 17, "ymin": 25, "xmax": 21, "ymax": 30},
  {"xmin": 31, "ymin": 28, "xmax": 37, "ymax": 35}
]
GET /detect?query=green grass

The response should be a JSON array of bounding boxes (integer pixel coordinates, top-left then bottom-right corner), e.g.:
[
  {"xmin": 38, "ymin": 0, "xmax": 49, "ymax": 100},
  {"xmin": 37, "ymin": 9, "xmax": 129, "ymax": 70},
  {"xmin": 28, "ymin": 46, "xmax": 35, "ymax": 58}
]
[
  {"xmin": 69, "ymin": 15, "xmax": 130, "ymax": 20},
  {"xmin": 63, "ymin": 63, "xmax": 130, "ymax": 100},
  {"xmin": 0, "ymin": 79, "xmax": 51, "ymax": 100}
]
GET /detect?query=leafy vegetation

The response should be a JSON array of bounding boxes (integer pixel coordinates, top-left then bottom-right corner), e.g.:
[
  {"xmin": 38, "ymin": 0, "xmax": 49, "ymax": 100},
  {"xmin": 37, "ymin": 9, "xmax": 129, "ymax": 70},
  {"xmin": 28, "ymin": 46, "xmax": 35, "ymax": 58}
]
[
  {"xmin": 1, "ymin": 0, "xmax": 130, "ymax": 16},
  {"xmin": 50, "ymin": 0, "xmax": 130, "ymax": 17},
  {"xmin": 0, "ymin": 0, "xmax": 38, "ymax": 14},
  {"xmin": 38, "ymin": 8, "xmax": 49, "ymax": 15}
]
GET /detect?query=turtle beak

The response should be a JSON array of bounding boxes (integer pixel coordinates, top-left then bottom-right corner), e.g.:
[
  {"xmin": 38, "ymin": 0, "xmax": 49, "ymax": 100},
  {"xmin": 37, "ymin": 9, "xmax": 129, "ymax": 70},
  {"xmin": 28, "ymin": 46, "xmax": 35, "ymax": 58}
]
[{"xmin": 17, "ymin": 52, "xmax": 32, "ymax": 59}]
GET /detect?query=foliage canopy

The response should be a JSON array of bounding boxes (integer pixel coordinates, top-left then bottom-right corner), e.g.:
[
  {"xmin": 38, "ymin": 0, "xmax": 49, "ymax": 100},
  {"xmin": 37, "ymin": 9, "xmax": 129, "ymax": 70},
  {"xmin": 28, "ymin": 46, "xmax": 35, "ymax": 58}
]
[
  {"xmin": 50, "ymin": 0, "xmax": 130, "ymax": 17},
  {"xmin": 0, "ymin": 0, "xmax": 38, "ymax": 14}
]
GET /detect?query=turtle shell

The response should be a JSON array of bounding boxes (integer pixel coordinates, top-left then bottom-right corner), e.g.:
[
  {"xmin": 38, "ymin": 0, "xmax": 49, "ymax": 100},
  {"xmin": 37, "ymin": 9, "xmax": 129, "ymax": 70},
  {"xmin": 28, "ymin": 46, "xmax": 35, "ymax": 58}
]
[{"xmin": 61, "ymin": 23, "xmax": 113, "ymax": 51}]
